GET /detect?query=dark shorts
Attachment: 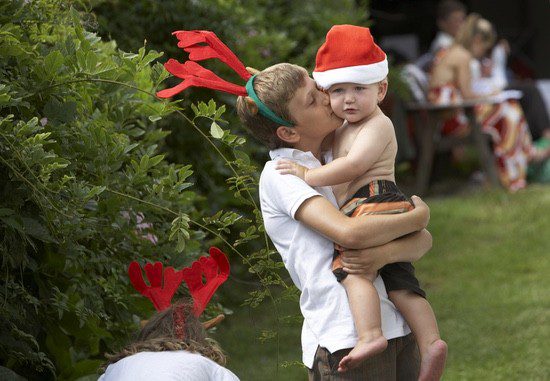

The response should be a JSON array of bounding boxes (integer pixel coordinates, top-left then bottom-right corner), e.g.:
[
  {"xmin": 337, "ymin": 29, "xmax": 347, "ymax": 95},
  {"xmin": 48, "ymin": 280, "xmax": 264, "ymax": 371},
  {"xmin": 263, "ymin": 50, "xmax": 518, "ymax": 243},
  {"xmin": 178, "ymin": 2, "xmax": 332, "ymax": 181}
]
[
  {"xmin": 308, "ymin": 333, "xmax": 420, "ymax": 380},
  {"xmin": 332, "ymin": 180, "xmax": 426, "ymax": 298}
]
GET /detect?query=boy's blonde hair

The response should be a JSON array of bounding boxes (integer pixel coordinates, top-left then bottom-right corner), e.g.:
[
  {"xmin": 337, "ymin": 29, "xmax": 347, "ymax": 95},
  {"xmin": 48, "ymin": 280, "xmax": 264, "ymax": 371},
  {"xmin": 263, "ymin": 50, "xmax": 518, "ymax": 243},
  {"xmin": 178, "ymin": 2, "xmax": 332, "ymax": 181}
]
[
  {"xmin": 455, "ymin": 13, "xmax": 496, "ymax": 51},
  {"xmin": 236, "ymin": 63, "xmax": 308, "ymax": 149}
]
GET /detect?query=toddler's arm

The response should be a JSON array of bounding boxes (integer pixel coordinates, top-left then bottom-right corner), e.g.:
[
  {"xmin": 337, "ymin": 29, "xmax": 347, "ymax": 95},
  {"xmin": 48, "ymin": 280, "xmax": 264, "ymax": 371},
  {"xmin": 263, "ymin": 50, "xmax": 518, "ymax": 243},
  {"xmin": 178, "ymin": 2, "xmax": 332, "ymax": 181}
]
[{"xmin": 276, "ymin": 117, "xmax": 393, "ymax": 186}]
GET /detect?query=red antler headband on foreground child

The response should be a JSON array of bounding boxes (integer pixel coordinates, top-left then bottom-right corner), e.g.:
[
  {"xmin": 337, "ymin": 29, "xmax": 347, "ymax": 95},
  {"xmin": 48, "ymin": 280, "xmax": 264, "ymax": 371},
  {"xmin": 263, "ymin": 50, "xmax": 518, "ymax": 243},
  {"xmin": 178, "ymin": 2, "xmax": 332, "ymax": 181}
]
[
  {"xmin": 99, "ymin": 248, "xmax": 238, "ymax": 379},
  {"xmin": 128, "ymin": 246, "xmax": 230, "ymax": 338}
]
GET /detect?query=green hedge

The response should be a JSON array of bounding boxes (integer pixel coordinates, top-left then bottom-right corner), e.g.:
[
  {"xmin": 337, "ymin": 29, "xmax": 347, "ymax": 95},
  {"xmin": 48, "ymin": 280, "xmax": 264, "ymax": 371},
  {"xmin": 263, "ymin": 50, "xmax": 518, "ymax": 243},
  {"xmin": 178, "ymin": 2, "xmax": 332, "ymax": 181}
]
[{"xmin": 0, "ymin": 1, "xmax": 248, "ymax": 378}]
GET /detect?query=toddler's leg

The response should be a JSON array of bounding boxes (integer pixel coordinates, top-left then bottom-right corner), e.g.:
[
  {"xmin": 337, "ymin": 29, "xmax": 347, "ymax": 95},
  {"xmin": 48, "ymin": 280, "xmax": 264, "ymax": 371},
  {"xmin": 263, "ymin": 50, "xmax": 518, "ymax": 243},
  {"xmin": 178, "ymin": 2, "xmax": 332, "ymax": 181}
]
[
  {"xmin": 389, "ymin": 290, "xmax": 447, "ymax": 381},
  {"xmin": 338, "ymin": 273, "xmax": 388, "ymax": 373}
]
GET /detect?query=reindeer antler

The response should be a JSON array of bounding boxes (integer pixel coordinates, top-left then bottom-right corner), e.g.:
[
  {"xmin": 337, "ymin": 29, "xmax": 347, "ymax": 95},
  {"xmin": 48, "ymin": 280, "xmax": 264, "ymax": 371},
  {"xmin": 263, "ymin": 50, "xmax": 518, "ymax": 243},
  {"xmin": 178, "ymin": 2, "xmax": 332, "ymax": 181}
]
[
  {"xmin": 128, "ymin": 261, "xmax": 185, "ymax": 311},
  {"xmin": 128, "ymin": 247, "xmax": 230, "ymax": 316},
  {"xmin": 181, "ymin": 247, "xmax": 230, "ymax": 317},
  {"xmin": 173, "ymin": 30, "xmax": 250, "ymax": 80},
  {"xmin": 156, "ymin": 30, "xmax": 251, "ymax": 98},
  {"xmin": 157, "ymin": 60, "xmax": 248, "ymax": 98}
]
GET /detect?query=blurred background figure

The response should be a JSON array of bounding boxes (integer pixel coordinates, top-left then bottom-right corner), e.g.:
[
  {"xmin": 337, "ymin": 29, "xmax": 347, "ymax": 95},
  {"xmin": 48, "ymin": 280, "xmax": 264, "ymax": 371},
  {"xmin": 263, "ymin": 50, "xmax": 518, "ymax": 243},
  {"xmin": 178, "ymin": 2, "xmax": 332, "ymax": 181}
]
[
  {"xmin": 428, "ymin": 13, "xmax": 550, "ymax": 191},
  {"xmin": 428, "ymin": 0, "xmax": 550, "ymax": 142},
  {"xmin": 430, "ymin": 0, "xmax": 467, "ymax": 54}
]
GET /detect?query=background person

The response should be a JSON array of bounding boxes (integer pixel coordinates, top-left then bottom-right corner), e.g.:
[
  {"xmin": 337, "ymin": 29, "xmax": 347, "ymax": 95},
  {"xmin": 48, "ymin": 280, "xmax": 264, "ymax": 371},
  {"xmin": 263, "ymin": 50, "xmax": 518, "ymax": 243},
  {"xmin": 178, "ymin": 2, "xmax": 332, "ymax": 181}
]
[
  {"xmin": 429, "ymin": 13, "xmax": 550, "ymax": 191},
  {"xmin": 430, "ymin": 0, "xmax": 550, "ymax": 142}
]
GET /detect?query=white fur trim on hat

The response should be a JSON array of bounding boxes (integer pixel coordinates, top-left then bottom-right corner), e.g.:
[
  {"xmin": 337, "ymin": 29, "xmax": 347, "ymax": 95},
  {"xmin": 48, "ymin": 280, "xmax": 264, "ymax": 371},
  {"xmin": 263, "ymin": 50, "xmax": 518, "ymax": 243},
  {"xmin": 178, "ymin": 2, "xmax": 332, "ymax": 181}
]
[{"xmin": 312, "ymin": 58, "xmax": 388, "ymax": 89}]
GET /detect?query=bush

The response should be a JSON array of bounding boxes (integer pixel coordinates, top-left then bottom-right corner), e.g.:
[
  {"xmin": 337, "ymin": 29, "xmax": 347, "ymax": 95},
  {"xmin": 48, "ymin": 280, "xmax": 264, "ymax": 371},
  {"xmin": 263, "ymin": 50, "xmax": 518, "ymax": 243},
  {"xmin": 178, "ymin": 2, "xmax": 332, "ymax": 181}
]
[{"xmin": 0, "ymin": 1, "xmax": 254, "ymax": 378}]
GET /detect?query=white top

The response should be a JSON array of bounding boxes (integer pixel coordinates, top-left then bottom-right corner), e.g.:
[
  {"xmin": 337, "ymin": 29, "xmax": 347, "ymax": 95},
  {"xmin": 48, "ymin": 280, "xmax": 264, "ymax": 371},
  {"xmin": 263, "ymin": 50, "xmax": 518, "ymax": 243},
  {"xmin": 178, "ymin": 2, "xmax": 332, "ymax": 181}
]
[
  {"xmin": 430, "ymin": 31, "xmax": 454, "ymax": 53},
  {"xmin": 98, "ymin": 351, "xmax": 239, "ymax": 381},
  {"xmin": 259, "ymin": 148, "xmax": 410, "ymax": 368}
]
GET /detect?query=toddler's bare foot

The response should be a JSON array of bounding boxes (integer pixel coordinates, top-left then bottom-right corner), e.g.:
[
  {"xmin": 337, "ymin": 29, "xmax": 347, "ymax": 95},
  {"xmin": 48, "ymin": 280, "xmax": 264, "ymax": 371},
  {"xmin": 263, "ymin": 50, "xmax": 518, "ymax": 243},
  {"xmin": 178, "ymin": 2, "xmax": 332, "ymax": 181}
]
[
  {"xmin": 418, "ymin": 339, "xmax": 448, "ymax": 381},
  {"xmin": 338, "ymin": 336, "xmax": 387, "ymax": 373}
]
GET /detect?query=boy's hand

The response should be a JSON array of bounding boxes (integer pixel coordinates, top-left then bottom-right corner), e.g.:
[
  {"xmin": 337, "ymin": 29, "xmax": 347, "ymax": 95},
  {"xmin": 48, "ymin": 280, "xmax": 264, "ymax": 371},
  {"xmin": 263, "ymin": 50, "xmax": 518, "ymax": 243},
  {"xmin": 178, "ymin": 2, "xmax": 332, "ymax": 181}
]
[
  {"xmin": 410, "ymin": 195, "xmax": 430, "ymax": 230},
  {"xmin": 275, "ymin": 159, "xmax": 309, "ymax": 181},
  {"xmin": 340, "ymin": 247, "xmax": 386, "ymax": 274}
]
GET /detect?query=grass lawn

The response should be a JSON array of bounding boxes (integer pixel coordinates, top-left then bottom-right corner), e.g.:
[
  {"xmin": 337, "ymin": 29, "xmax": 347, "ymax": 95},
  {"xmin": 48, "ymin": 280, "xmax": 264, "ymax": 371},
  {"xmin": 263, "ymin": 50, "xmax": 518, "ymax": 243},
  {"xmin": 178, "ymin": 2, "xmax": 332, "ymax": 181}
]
[{"xmin": 214, "ymin": 185, "xmax": 550, "ymax": 380}]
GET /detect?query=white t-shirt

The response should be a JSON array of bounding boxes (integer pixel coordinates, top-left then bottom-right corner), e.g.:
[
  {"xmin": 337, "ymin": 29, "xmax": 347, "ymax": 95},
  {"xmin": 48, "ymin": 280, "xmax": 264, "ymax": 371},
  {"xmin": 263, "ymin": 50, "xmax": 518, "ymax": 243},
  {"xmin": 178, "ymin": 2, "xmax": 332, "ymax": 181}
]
[
  {"xmin": 98, "ymin": 351, "xmax": 239, "ymax": 381},
  {"xmin": 259, "ymin": 148, "xmax": 410, "ymax": 369},
  {"xmin": 430, "ymin": 31, "xmax": 454, "ymax": 53}
]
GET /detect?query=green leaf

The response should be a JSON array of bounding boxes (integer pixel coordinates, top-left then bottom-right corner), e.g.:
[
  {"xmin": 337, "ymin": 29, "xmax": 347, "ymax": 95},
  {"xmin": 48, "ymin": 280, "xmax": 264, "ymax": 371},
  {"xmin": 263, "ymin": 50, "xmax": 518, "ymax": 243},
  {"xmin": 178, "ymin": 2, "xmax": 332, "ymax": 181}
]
[
  {"xmin": 207, "ymin": 99, "xmax": 216, "ymax": 114},
  {"xmin": 148, "ymin": 154, "xmax": 165, "ymax": 168},
  {"xmin": 210, "ymin": 121, "xmax": 224, "ymax": 139},
  {"xmin": 123, "ymin": 143, "xmax": 139, "ymax": 153},
  {"xmin": 85, "ymin": 186, "xmax": 107, "ymax": 200},
  {"xmin": 176, "ymin": 236, "xmax": 186, "ymax": 252},
  {"xmin": 44, "ymin": 50, "xmax": 64, "ymax": 77},
  {"xmin": 22, "ymin": 217, "xmax": 57, "ymax": 243}
]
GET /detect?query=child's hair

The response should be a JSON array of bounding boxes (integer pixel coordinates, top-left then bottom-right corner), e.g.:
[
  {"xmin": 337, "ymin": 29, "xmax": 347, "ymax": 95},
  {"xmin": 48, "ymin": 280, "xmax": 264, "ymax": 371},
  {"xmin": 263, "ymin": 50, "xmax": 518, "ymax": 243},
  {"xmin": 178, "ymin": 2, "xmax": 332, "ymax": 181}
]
[
  {"xmin": 100, "ymin": 300, "xmax": 226, "ymax": 370},
  {"xmin": 236, "ymin": 63, "xmax": 308, "ymax": 149},
  {"xmin": 436, "ymin": 0, "xmax": 466, "ymax": 21},
  {"xmin": 454, "ymin": 13, "xmax": 496, "ymax": 51}
]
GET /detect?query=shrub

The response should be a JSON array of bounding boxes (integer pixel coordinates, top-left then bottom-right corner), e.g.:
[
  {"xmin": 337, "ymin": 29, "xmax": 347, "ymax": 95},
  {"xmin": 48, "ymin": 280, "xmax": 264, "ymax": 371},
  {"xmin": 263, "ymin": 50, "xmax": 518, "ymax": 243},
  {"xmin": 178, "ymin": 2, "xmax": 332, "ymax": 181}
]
[{"xmin": 0, "ymin": 1, "xmax": 242, "ymax": 378}]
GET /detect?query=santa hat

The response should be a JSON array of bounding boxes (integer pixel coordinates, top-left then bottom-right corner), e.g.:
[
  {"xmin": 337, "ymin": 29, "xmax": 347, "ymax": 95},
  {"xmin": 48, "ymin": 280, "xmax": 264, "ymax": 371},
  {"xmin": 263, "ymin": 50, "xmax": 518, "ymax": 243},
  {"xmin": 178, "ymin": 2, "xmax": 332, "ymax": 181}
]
[{"xmin": 312, "ymin": 25, "xmax": 388, "ymax": 89}]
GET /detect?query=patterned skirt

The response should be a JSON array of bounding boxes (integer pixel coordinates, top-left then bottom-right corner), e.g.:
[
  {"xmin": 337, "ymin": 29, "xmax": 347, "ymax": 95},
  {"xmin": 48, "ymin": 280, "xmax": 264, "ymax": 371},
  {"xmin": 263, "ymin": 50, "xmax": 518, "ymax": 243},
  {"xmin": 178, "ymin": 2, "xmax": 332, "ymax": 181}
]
[{"xmin": 428, "ymin": 84, "xmax": 534, "ymax": 191}]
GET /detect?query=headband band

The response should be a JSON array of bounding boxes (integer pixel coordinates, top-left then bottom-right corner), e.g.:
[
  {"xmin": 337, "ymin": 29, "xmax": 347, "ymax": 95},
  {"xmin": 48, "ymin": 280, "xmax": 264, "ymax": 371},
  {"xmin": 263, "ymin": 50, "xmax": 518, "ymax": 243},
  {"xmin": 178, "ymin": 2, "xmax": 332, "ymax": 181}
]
[{"xmin": 245, "ymin": 75, "xmax": 294, "ymax": 127}]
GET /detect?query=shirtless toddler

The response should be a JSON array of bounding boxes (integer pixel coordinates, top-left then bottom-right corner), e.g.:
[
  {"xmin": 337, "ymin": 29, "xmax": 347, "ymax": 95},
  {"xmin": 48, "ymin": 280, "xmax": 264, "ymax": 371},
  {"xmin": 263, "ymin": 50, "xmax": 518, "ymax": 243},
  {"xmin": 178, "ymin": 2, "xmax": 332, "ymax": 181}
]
[{"xmin": 277, "ymin": 25, "xmax": 447, "ymax": 380}]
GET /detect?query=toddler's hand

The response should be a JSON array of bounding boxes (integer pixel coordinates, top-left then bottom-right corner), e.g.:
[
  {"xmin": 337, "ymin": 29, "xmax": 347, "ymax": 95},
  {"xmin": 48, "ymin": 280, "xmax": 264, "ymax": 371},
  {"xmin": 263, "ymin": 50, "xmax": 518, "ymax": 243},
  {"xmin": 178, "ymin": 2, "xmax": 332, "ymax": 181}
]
[{"xmin": 275, "ymin": 159, "xmax": 308, "ymax": 181}]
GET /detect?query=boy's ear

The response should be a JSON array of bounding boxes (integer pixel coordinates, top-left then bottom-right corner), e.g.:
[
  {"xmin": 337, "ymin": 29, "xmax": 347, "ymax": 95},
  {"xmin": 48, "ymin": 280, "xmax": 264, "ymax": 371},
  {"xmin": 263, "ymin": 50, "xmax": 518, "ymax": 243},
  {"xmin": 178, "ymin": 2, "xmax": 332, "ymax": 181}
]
[
  {"xmin": 276, "ymin": 126, "xmax": 300, "ymax": 144},
  {"xmin": 378, "ymin": 79, "xmax": 388, "ymax": 103}
]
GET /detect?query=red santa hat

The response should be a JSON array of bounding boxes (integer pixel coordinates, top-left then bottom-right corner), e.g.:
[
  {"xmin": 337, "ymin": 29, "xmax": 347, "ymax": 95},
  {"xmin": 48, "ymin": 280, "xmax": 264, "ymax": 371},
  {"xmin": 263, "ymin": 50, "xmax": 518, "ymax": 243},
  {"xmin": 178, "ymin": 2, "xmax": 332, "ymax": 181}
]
[{"xmin": 312, "ymin": 25, "xmax": 388, "ymax": 89}]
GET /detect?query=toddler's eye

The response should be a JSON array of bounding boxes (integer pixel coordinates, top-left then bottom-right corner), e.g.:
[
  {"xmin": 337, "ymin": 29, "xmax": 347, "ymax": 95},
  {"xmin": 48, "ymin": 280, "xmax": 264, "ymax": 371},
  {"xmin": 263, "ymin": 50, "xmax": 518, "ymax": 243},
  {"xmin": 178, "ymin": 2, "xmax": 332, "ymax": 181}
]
[{"xmin": 355, "ymin": 86, "xmax": 365, "ymax": 91}]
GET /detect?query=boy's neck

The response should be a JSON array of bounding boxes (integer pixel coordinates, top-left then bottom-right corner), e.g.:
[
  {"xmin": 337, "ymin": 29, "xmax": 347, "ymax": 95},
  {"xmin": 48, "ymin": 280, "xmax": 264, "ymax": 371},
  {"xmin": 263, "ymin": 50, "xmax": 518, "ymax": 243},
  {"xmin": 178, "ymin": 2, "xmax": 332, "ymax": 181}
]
[{"xmin": 292, "ymin": 140, "xmax": 324, "ymax": 161}]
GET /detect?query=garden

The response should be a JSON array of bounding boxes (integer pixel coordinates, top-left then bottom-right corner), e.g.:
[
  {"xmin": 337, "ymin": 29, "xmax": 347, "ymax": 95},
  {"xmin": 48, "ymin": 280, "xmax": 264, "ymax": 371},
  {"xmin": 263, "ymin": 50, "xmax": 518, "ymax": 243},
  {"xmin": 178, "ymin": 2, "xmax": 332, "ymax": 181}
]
[{"xmin": 1, "ymin": 1, "xmax": 548, "ymax": 380}]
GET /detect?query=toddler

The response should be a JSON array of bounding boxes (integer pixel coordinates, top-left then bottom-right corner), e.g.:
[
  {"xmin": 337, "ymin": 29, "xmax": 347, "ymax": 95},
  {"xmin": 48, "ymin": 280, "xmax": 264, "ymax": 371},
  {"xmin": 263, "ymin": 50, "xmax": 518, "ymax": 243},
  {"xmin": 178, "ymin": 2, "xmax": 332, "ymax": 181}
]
[{"xmin": 277, "ymin": 25, "xmax": 447, "ymax": 379}]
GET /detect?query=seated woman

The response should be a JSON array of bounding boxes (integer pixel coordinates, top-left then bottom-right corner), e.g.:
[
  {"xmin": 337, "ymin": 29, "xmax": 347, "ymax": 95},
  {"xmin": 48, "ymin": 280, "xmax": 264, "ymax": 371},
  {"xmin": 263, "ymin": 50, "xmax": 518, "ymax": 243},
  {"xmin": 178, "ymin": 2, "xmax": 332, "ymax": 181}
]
[
  {"xmin": 99, "ymin": 300, "xmax": 239, "ymax": 381},
  {"xmin": 428, "ymin": 13, "xmax": 549, "ymax": 191}
]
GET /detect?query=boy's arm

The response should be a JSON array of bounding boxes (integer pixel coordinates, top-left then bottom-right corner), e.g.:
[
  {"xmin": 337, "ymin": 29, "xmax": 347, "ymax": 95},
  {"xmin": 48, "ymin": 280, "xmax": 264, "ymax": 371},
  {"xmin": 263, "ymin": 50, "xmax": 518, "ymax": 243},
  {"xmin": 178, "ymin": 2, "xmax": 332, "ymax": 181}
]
[
  {"xmin": 276, "ymin": 117, "xmax": 393, "ymax": 186},
  {"xmin": 295, "ymin": 194, "xmax": 429, "ymax": 248},
  {"xmin": 339, "ymin": 229, "xmax": 432, "ymax": 274}
]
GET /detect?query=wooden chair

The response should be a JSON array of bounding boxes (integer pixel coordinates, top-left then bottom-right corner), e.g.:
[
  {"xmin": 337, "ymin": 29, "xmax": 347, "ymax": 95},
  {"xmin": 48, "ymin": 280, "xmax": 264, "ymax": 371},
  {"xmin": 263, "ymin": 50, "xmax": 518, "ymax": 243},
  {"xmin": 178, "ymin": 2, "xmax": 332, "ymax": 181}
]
[{"xmin": 400, "ymin": 64, "xmax": 501, "ymax": 195}]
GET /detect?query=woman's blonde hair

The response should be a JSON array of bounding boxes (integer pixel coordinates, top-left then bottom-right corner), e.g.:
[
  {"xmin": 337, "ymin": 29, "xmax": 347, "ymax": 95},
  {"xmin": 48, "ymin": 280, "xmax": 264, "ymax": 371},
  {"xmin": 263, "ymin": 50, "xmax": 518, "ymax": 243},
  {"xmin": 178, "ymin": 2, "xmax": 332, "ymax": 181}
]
[
  {"xmin": 454, "ymin": 13, "xmax": 496, "ymax": 51},
  {"xmin": 236, "ymin": 63, "xmax": 308, "ymax": 149},
  {"xmin": 100, "ymin": 300, "xmax": 226, "ymax": 371}
]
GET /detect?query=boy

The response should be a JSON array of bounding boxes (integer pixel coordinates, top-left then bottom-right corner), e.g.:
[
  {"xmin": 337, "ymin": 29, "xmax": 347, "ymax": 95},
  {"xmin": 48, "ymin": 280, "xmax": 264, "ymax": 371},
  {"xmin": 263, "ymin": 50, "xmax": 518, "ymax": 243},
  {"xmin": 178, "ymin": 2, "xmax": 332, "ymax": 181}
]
[
  {"xmin": 158, "ymin": 29, "xmax": 434, "ymax": 379},
  {"xmin": 237, "ymin": 62, "xmax": 435, "ymax": 380},
  {"xmin": 276, "ymin": 25, "xmax": 447, "ymax": 378}
]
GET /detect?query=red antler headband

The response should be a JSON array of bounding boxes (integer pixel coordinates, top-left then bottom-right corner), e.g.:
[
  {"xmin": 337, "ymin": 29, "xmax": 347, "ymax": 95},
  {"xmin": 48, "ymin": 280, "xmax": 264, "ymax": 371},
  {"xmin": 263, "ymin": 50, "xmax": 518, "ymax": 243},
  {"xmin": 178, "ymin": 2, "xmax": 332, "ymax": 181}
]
[
  {"xmin": 156, "ymin": 30, "xmax": 294, "ymax": 127},
  {"xmin": 128, "ymin": 246, "xmax": 230, "ymax": 316}
]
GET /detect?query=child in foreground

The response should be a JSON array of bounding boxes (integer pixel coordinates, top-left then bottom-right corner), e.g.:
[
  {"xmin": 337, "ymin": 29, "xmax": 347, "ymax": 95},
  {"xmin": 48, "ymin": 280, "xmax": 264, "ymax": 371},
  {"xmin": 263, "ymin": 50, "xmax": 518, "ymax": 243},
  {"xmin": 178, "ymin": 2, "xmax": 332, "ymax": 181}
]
[
  {"xmin": 99, "ymin": 300, "xmax": 238, "ymax": 380},
  {"xmin": 276, "ymin": 25, "xmax": 447, "ymax": 378}
]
